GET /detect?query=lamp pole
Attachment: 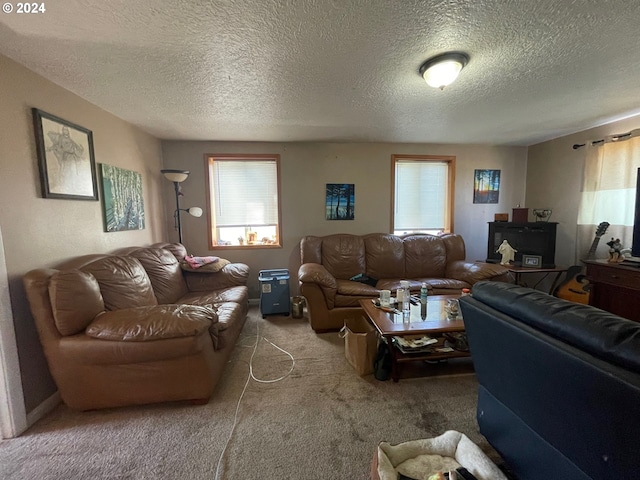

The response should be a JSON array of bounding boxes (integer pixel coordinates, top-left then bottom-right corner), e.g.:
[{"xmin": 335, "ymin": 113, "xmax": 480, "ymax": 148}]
[
  {"xmin": 161, "ymin": 169, "xmax": 201, "ymax": 246},
  {"xmin": 172, "ymin": 181, "xmax": 184, "ymax": 244}
]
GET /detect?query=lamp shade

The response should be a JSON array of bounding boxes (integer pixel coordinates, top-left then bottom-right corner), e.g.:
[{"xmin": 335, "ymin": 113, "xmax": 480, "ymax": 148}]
[
  {"xmin": 419, "ymin": 52, "xmax": 469, "ymax": 89},
  {"xmin": 187, "ymin": 207, "xmax": 203, "ymax": 217},
  {"xmin": 161, "ymin": 169, "xmax": 190, "ymax": 183}
]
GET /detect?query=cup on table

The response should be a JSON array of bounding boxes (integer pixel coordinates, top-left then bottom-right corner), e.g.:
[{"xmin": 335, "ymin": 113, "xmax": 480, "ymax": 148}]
[
  {"xmin": 445, "ymin": 298, "xmax": 460, "ymax": 320},
  {"xmin": 379, "ymin": 289, "xmax": 391, "ymax": 307}
]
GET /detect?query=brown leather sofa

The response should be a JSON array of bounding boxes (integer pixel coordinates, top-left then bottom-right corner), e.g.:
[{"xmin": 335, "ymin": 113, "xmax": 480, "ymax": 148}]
[
  {"xmin": 23, "ymin": 242, "xmax": 249, "ymax": 411},
  {"xmin": 298, "ymin": 233, "xmax": 509, "ymax": 332}
]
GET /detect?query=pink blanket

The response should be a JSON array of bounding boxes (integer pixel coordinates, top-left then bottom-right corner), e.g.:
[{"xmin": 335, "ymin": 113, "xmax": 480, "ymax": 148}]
[{"xmin": 184, "ymin": 255, "xmax": 221, "ymax": 269}]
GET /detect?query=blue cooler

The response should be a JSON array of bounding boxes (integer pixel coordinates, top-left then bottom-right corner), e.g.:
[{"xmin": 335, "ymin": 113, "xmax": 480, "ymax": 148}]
[{"xmin": 259, "ymin": 269, "xmax": 290, "ymax": 318}]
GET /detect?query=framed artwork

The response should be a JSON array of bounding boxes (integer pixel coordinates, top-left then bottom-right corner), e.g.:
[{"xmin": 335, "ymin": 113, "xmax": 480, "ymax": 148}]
[
  {"xmin": 473, "ymin": 169, "xmax": 501, "ymax": 204},
  {"xmin": 326, "ymin": 184, "xmax": 355, "ymax": 220},
  {"xmin": 32, "ymin": 108, "xmax": 98, "ymax": 200},
  {"xmin": 100, "ymin": 164, "xmax": 145, "ymax": 232},
  {"xmin": 522, "ymin": 254, "xmax": 542, "ymax": 268}
]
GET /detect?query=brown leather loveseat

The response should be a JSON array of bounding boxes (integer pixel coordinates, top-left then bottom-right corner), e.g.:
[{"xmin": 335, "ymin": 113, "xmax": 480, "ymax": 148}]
[
  {"xmin": 298, "ymin": 233, "xmax": 509, "ymax": 332},
  {"xmin": 23, "ymin": 242, "xmax": 249, "ymax": 410}
]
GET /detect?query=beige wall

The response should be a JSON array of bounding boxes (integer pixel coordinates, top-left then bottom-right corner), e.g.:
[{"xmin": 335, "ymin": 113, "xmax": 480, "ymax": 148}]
[
  {"xmin": 527, "ymin": 115, "xmax": 640, "ymax": 267},
  {"xmin": 0, "ymin": 55, "xmax": 166, "ymax": 414},
  {"xmin": 162, "ymin": 141, "xmax": 528, "ymax": 298}
]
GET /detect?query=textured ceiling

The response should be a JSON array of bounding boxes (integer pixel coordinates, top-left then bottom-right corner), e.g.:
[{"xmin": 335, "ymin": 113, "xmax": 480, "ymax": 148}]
[{"xmin": 2, "ymin": 0, "xmax": 640, "ymax": 146}]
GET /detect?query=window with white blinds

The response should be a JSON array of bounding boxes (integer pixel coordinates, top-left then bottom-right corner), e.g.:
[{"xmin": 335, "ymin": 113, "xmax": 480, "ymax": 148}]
[
  {"xmin": 207, "ymin": 155, "xmax": 281, "ymax": 248},
  {"xmin": 392, "ymin": 155, "xmax": 455, "ymax": 234}
]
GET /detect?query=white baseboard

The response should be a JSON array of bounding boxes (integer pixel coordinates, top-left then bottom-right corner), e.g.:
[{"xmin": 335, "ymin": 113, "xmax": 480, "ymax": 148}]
[{"xmin": 26, "ymin": 391, "xmax": 61, "ymax": 428}]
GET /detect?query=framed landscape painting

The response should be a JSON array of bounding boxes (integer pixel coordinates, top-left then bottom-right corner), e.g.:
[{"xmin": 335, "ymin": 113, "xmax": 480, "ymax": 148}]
[
  {"xmin": 32, "ymin": 108, "xmax": 98, "ymax": 200},
  {"xmin": 100, "ymin": 164, "xmax": 145, "ymax": 232},
  {"xmin": 473, "ymin": 169, "xmax": 501, "ymax": 204},
  {"xmin": 326, "ymin": 183, "xmax": 355, "ymax": 220}
]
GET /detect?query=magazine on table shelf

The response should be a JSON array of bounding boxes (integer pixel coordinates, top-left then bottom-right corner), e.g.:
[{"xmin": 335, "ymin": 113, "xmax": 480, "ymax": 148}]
[
  {"xmin": 392, "ymin": 335, "xmax": 438, "ymax": 354},
  {"xmin": 392, "ymin": 335, "xmax": 457, "ymax": 354}
]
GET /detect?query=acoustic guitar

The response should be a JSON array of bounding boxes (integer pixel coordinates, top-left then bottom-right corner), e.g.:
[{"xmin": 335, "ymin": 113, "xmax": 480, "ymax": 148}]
[{"xmin": 554, "ymin": 221, "xmax": 610, "ymax": 304}]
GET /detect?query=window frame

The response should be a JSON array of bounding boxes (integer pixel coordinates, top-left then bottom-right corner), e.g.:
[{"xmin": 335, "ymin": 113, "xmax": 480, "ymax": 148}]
[
  {"xmin": 390, "ymin": 154, "xmax": 456, "ymax": 234},
  {"xmin": 205, "ymin": 153, "xmax": 283, "ymax": 250}
]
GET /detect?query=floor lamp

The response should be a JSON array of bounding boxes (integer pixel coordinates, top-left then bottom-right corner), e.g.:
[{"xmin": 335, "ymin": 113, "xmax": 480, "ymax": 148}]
[{"xmin": 161, "ymin": 169, "xmax": 203, "ymax": 244}]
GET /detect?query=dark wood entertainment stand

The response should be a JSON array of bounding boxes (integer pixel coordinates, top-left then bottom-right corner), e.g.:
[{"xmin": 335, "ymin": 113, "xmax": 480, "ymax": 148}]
[
  {"xmin": 584, "ymin": 260, "xmax": 640, "ymax": 323},
  {"xmin": 486, "ymin": 222, "xmax": 557, "ymax": 268}
]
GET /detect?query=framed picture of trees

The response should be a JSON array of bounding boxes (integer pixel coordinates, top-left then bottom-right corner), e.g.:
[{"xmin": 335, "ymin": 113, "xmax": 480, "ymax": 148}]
[
  {"xmin": 473, "ymin": 169, "xmax": 501, "ymax": 204},
  {"xmin": 100, "ymin": 164, "xmax": 145, "ymax": 232},
  {"xmin": 326, "ymin": 184, "xmax": 355, "ymax": 220}
]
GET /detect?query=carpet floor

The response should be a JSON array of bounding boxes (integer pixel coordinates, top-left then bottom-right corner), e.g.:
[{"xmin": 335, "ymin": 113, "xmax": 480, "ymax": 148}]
[{"xmin": 0, "ymin": 306, "xmax": 505, "ymax": 479}]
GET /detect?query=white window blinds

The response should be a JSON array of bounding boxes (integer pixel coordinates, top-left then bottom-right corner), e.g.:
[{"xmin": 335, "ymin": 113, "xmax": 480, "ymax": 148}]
[
  {"xmin": 213, "ymin": 159, "xmax": 279, "ymax": 226},
  {"xmin": 394, "ymin": 160, "xmax": 448, "ymax": 230}
]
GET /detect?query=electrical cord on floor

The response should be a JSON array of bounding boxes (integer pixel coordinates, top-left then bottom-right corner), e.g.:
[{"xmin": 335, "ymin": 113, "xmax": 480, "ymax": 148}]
[
  {"xmin": 250, "ymin": 334, "xmax": 295, "ymax": 383},
  {"xmin": 214, "ymin": 320, "xmax": 295, "ymax": 480}
]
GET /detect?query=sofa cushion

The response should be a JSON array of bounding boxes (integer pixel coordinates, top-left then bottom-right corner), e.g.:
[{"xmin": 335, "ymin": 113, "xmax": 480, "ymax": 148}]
[
  {"xmin": 336, "ymin": 279, "xmax": 379, "ymax": 296},
  {"xmin": 127, "ymin": 247, "xmax": 189, "ymax": 304},
  {"xmin": 81, "ymin": 256, "xmax": 158, "ymax": 311},
  {"xmin": 151, "ymin": 242, "xmax": 188, "ymax": 262},
  {"xmin": 419, "ymin": 278, "xmax": 470, "ymax": 290},
  {"xmin": 49, "ymin": 270, "xmax": 105, "ymax": 336},
  {"xmin": 178, "ymin": 285, "xmax": 249, "ymax": 307},
  {"xmin": 300, "ymin": 235, "xmax": 324, "ymax": 264},
  {"xmin": 441, "ymin": 233, "xmax": 466, "ymax": 262},
  {"xmin": 322, "ymin": 234, "xmax": 366, "ymax": 279},
  {"xmin": 403, "ymin": 235, "xmax": 447, "ymax": 278},
  {"xmin": 364, "ymin": 234, "xmax": 405, "ymax": 280},
  {"xmin": 86, "ymin": 304, "xmax": 217, "ymax": 342}
]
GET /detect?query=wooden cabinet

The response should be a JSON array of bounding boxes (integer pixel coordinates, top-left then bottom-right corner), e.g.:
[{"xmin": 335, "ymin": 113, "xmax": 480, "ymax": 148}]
[
  {"xmin": 585, "ymin": 260, "xmax": 640, "ymax": 322},
  {"xmin": 486, "ymin": 222, "xmax": 557, "ymax": 268}
]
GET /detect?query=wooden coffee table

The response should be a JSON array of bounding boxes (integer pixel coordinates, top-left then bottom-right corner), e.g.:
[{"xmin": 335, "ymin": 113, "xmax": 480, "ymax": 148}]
[{"xmin": 359, "ymin": 295, "xmax": 469, "ymax": 382}]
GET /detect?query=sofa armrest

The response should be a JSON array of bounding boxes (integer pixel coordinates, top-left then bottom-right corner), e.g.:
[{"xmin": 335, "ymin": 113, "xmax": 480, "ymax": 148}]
[
  {"xmin": 446, "ymin": 260, "xmax": 509, "ymax": 285},
  {"xmin": 298, "ymin": 263, "xmax": 338, "ymax": 307},
  {"xmin": 298, "ymin": 263, "xmax": 337, "ymax": 289},
  {"xmin": 184, "ymin": 263, "xmax": 250, "ymax": 292}
]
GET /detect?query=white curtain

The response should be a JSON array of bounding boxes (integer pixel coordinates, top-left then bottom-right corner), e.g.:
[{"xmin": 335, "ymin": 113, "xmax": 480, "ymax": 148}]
[{"xmin": 576, "ymin": 133, "xmax": 640, "ymax": 262}]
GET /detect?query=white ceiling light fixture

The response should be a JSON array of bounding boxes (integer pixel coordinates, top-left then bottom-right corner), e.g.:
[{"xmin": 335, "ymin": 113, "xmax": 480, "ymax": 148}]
[{"xmin": 419, "ymin": 52, "xmax": 470, "ymax": 90}]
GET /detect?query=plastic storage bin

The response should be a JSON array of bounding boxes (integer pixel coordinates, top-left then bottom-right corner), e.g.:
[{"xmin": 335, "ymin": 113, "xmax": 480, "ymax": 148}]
[{"xmin": 259, "ymin": 269, "xmax": 290, "ymax": 318}]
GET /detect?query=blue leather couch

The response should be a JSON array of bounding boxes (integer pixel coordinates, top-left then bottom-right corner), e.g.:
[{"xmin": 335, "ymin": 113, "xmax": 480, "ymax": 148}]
[{"xmin": 460, "ymin": 281, "xmax": 640, "ymax": 480}]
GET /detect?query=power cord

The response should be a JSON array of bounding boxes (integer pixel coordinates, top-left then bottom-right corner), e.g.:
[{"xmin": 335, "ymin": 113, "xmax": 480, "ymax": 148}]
[{"xmin": 214, "ymin": 319, "xmax": 295, "ymax": 479}]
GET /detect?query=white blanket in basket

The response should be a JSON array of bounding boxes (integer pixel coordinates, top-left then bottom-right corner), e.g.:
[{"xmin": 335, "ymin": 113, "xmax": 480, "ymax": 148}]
[{"xmin": 376, "ymin": 430, "xmax": 507, "ymax": 480}]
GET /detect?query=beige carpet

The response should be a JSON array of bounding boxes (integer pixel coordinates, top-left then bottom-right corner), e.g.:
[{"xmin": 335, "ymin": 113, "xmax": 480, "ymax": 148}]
[{"xmin": 0, "ymin": 307, "xmax": 502, "ymax": 479}]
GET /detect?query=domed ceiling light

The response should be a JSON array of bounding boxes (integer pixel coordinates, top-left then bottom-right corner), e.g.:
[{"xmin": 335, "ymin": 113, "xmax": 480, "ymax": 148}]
[{"xmin": 419, "ymin": 52, "xmax": 469, "ymax": 90}]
